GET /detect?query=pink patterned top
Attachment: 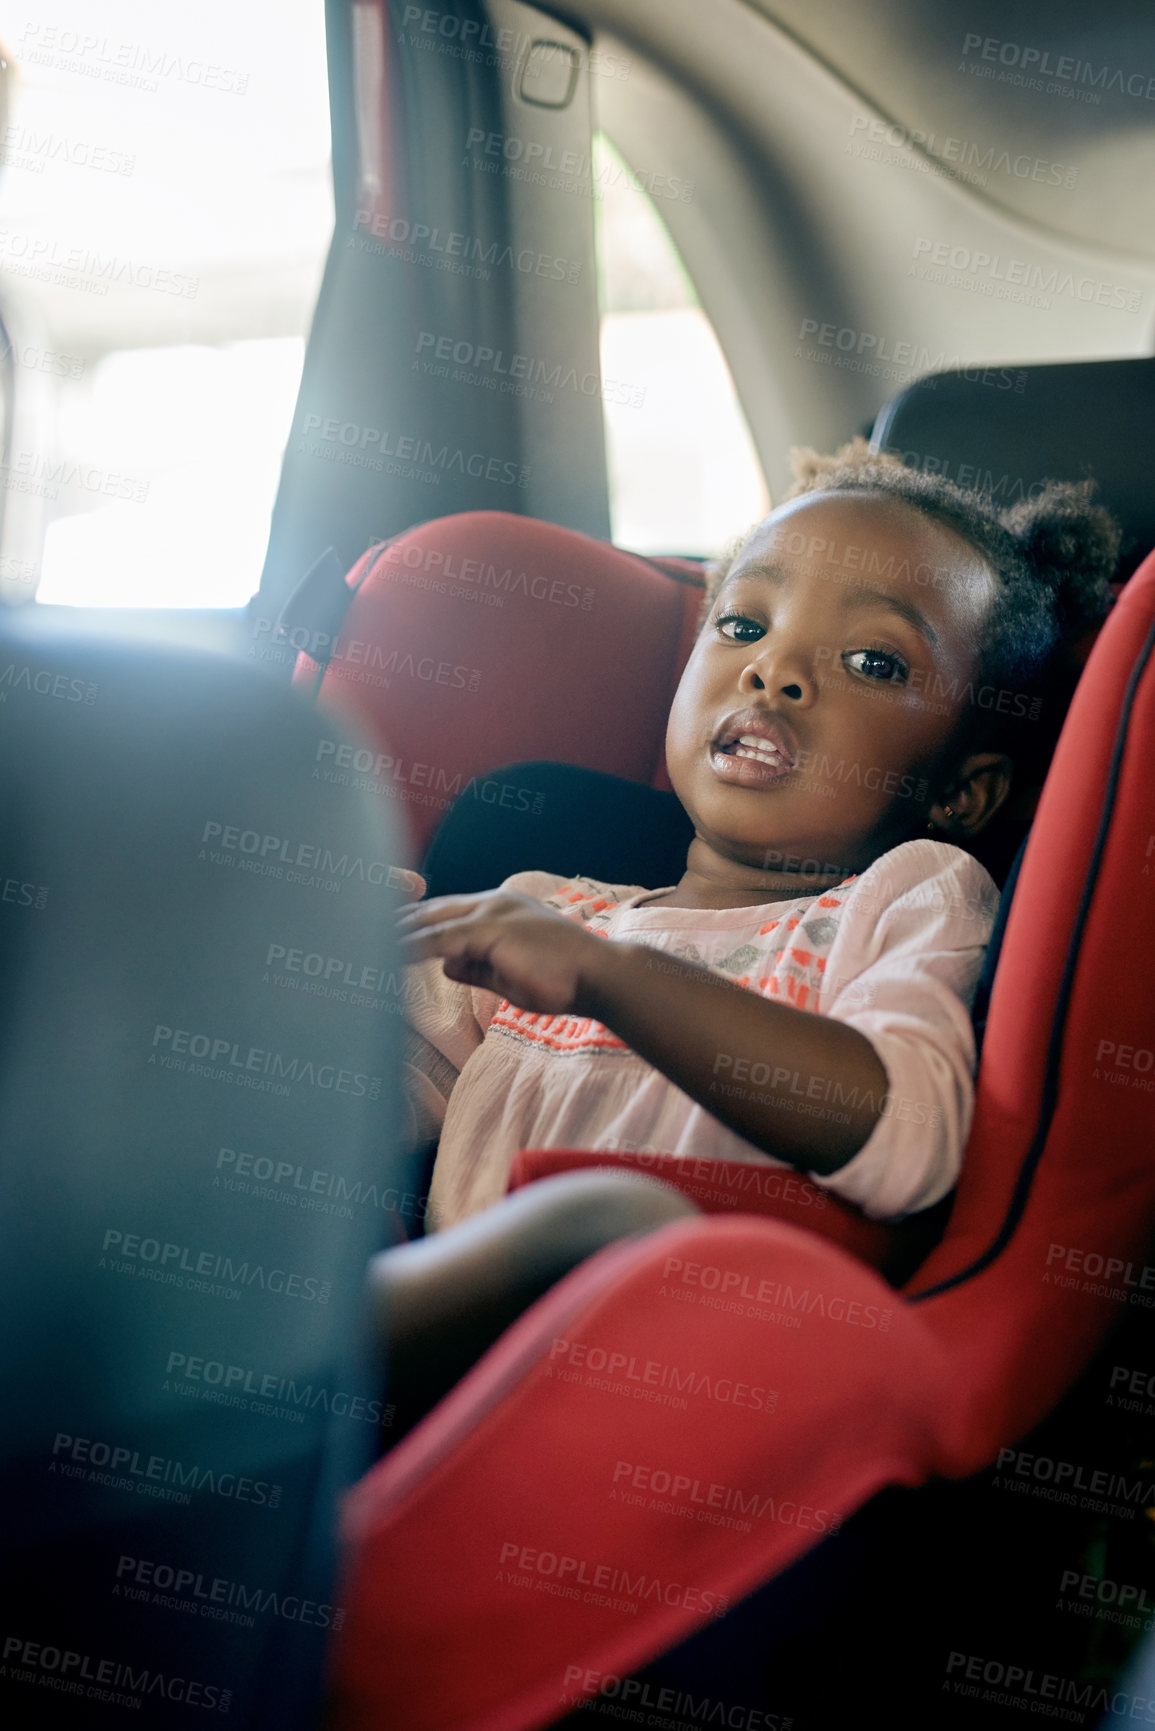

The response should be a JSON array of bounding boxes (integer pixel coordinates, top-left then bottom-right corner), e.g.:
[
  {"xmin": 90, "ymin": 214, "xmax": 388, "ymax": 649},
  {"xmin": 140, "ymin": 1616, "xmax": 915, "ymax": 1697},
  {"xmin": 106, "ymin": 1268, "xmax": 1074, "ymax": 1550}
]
[{"xmin": 401, "ymin": 838, "xmax": 999, "ymax": 1229}]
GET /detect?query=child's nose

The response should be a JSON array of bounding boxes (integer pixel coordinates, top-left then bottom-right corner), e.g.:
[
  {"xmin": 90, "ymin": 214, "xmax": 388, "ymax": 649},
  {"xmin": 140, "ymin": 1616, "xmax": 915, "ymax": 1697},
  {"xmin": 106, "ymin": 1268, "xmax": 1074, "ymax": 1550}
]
[
  {"xmin": 739, "ymin": 644, "xmax": 815, "ymax": 703},
  {"xmin": 751, "ymin": 672, "xmax": 805, "ymax": 700}
]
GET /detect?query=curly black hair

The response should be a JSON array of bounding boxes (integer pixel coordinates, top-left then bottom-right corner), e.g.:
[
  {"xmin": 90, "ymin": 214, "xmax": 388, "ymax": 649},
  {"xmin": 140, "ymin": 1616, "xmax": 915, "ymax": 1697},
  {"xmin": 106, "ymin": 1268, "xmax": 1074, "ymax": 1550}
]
[{"xmin": 703, "ymin": 437, "xmax": 1121, "ymax": 751}]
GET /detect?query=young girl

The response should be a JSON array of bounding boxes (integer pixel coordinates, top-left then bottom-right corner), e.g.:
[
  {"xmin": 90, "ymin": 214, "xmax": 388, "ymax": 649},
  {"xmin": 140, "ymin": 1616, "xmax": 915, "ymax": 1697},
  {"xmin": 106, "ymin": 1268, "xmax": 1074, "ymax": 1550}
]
[{"xmin": 375, "ymin": 441, "xmax": 1118, "ymax": 1432}]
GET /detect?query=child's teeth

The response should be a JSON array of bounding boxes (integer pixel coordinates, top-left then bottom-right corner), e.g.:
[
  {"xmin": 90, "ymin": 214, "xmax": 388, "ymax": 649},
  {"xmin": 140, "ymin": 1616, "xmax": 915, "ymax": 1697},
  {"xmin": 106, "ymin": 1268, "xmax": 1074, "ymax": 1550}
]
[{"xmin": 732, "ymin": 734, "xmax": 786, "ymax": 763}]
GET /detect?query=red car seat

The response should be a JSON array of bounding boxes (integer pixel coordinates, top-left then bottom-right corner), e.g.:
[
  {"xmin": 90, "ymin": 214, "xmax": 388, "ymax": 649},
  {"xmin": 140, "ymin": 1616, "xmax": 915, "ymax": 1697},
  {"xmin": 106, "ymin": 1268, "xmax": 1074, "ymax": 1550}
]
[
  {"xmin": 273, "ymin": 345, "xmax": 1155, "ymax": 1723},
  {"xmin": 281, "ymin": 502, "xmax": 1155, "ymax": 1723},
  {"xmin": 325, "ymin": 537, "xmax": 1155, "ymax": 1730}
]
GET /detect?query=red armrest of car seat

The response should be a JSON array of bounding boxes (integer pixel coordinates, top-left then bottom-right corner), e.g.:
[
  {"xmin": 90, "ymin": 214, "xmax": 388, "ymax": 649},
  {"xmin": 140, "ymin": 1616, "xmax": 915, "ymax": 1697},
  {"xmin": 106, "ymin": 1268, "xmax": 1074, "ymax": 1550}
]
[
  {"xmin": 329, "ymin": 554, "xmax": 1155, "ymax": 1731},
  {"xmin": 333, "ymin": 1219, "xmax": 943, "ymax": 1731},
  {"xmin": 508, "ymin": 1146, "xmax": 922, "ymax": 1278}
]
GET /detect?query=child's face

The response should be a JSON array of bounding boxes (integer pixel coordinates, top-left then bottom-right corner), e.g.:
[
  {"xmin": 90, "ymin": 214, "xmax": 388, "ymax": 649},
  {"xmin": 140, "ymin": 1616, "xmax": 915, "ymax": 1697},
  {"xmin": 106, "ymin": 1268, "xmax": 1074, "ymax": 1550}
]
[{"xmin": 665, "ymin": 491, "xmax": 997, "ymax": 891}]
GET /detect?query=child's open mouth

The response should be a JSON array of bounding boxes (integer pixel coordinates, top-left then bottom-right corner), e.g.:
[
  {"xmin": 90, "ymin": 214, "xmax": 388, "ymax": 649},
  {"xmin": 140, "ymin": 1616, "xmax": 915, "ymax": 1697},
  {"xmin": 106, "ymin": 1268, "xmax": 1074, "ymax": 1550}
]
[{"xmin": 710, "ymin": 715, "xmax": 798, "ymax": 787}]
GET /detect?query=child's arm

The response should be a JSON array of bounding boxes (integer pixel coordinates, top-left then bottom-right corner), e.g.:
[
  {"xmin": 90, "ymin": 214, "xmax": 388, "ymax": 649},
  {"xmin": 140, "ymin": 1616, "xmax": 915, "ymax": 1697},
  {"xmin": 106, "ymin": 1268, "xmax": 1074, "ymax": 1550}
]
[
  {"xmin": 586, "ymin": 941, "xmax": 888, "ymax": 1174},
  {"xmin": 398, "ymin": 891, "xmax": 887, "ymax": 1176}
]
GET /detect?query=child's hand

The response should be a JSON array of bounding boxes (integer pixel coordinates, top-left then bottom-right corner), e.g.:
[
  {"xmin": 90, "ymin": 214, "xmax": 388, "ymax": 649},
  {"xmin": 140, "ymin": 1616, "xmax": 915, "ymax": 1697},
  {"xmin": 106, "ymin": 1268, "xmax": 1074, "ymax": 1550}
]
[
  {"xmin": 396, "ymin": 891, "xmax": 606, "ymax": 1014},
  {"xmin": 386, "ymin": 866, "xmax": 427, "ymax": 898}
]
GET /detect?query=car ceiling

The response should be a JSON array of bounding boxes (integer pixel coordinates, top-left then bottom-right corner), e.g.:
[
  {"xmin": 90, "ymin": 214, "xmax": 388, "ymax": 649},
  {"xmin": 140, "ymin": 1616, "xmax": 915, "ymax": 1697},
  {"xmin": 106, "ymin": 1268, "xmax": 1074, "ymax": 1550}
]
[
  {"xmin": 746, "ymin": 0, "xmax": 1155, "ymax": 260},
  {"xmin": 567, "ymin": 0, "xmax": 1155, "ymax": 261},
  {"xmin": 557, "ymin": 0, "xmax": 1155, "ymax": 494}
]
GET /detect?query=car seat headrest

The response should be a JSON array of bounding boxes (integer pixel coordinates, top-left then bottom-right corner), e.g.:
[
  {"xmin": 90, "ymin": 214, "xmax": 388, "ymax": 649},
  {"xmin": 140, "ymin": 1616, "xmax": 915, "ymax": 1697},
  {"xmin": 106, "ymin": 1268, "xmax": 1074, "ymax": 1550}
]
[
  {"xmin": 872, "ymin": 355, "xmax": 1155, "ymax": 582},
  {"xmin": 288, "ymin": 511, "xmax": 706, "ymax": 859}
]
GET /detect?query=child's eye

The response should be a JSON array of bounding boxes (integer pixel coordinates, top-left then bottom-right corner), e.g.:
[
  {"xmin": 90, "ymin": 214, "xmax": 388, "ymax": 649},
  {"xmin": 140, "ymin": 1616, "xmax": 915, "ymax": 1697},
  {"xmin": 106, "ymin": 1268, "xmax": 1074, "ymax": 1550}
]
[
  {"xmin": 843, "ymin": 647, "xmax": 909, "ymax": 683},
  {"xmin": 715, "ymin": 612, "xmax": 765, "ymax": 643}
]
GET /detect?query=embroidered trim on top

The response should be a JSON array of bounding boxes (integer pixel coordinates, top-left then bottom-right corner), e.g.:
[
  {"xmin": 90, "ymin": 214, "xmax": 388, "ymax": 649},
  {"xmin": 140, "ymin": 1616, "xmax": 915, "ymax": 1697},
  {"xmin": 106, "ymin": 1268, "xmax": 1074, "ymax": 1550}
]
[
  {"xmin": 527, "ymin": 875, "xmax": 855, "ymax": 1023},
  {"xmin": 489, "ymin": 1003, "xmax": 631, "ymax": 1056}
]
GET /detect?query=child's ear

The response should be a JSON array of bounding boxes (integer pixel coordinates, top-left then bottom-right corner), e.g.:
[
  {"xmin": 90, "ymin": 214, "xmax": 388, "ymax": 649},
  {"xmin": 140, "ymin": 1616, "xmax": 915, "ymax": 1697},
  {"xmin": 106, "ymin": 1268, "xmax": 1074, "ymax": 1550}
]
[{"xmin": 930, "ymin": 753, "xmax": 1014, "ymax": 839}]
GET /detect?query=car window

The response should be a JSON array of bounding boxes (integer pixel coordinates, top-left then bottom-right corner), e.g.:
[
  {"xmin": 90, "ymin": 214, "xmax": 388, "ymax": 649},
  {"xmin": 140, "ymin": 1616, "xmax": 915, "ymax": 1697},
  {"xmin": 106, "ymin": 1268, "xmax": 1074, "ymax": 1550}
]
[
  {"xmin": 592, "ymin": 132, "xmax": 769, "ymax": 558},
  {"xmin": 0, "ymin": 0, "xmax": 331, "ymax": 609}
]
